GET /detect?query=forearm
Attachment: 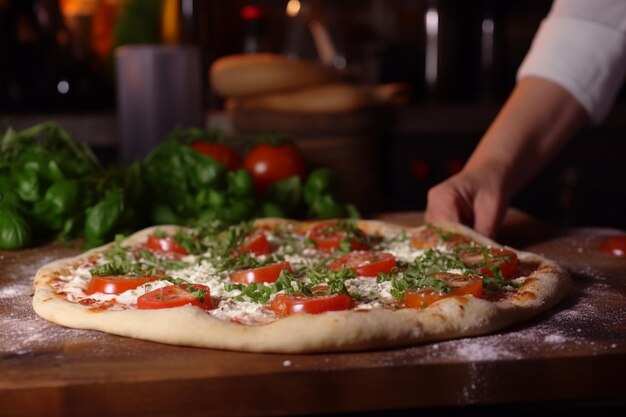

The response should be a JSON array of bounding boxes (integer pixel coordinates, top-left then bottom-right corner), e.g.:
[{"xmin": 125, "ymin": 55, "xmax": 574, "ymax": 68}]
[{"xmin": 465, "ymin": 76, "xmax": 589, "ymax": 195}]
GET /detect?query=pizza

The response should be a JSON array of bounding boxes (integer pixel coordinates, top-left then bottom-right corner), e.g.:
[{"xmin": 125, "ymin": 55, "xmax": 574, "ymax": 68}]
[{"xmin": 32, "ymin": 218, "xmax": 571, "ymax": 353}]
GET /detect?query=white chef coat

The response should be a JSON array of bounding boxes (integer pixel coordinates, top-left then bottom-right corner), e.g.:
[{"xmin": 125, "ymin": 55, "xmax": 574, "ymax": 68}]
[{"xmin": 517, "ymin": 0, "xmax": 626, "ymax": 124}]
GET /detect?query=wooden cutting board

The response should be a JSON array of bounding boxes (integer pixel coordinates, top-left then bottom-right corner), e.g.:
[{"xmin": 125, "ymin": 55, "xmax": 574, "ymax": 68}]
[{"xmin": 1, "ymin": 211, "xmax": 625, "ymax": 417}]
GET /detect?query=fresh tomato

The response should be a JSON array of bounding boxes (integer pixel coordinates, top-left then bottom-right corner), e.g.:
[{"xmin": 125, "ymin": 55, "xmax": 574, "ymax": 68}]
[
  {"xmin": 232, "ymin": 231, "xmax": 271, "ymax": 256},
  {"xmin": 145, "ymin": 235, "xmax": 189, "ymax": 256},
  {"xmin": 444, "ymin": 273, "xmax": 484, "ymax": 297},
  {"xmin": 85, "ymin": 275, "xmax": 159, "ymax": 295},
  {"xmin": 243, "ymin": 142, "xmax": 306, "ymax": 194},
  {"xmin": 329, "ymin": 252, "xmax": 396, "ymax": 277},
  {"xmin": 271, "ymin": 293, "xmax": 354, "ymax": 316},
  {"xmin": 308, "ymin": 221, "xmax": 370, "ymax": 252},
  {"xmin": 230, "ymin": 261, "xmax": 292, "ymax": 284},
  {"xmin": 410, "ymin": 227, "xmax": 471, "ymax": 250},
  {"xmin": 137, "ymin": 284, "xmax": 213, "ymax": 310},
  {"xmin": 404, "ymin": 273, "xmax": 483, "ymax": 309},
  {"xmin": 191, "ymin": 140, "xmax": 241, "ymax": 170},
  {"xmin": 600, "ymin": 235, "xmax": 626, "ymax": 257},
  {"xmin": 404, "ymin": 289, "xmax": 447, "ymax": 309},
  {"xmin": 458, "ymin": 247, "xmax": 518, "ymax": 278}
]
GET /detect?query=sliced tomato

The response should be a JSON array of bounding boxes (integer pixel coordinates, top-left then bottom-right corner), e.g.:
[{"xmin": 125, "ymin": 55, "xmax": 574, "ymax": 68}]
[
  {"xmin": 86, "ymin": 275, "xmax": 159, "ymax": 295},
  {"xmin": 310, "ymin": 284, "xmax": 329, "ymax": 294},
  {"xmin": 191, "ymin": 140, "xmax": 241, "ymax": 171},
  {"xmin": 444, "ymin": 274, "xmax": 484, "ymax": 297},
  {"xmin": 137, "ymin": 284, "xmax": 213, "ymax": 310},
  {"xmin": 410, "ymin": 227, "xmax": 471, "ymax": 250},
  {"xmin": 232, "ymin": 231, "xmax": 271, "ymax": 256},
  {"xmin": 458, "ymin": 247, "xmax": 518, "ymax": 278},
  {"xmin": 271, "ymin": 293, "xmax": 354, "ymax": 316},
  {"xmin": 230, "ymin": 261, "xmax": 292, "ymax": 284},
  {"xmin": 308, "ymin": 221, "xmax": 369, "ymax": 252},
  {"xmin": 329, "ymin": 252, "xmax": 396, "ymax": 277},
  {"xmin": 145, "ymin": 235, "xmax": 189, "ymax": 256},
  {"xmin": 404, "ymin": 273, "xmax": 483, "ymax": 309},
  {"xmin": 404, "ymin": 289, "xmax": 448, "ymax": 309},
  {"xmin": 600, "ymin": 235, "xmax": 626, "ymax": 257}
]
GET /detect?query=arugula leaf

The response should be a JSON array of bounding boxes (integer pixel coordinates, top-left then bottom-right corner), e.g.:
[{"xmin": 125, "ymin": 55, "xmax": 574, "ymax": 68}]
[
  {"xmin": 224, "ymin": 282, "xmax": 276, "ymax": 304},
  {"xmin": 89, "ymin": 235, "xmax": 188, "ymax": 277},
  {"xmin": 480, "ymin": 267, "xmax": 520, "ymax": 291},
  {"xmin": 224, "ymin": 263, "xmax": 357, "ymax": 305},
  {"xmin": 378, "ymin": 249, "xmax": 468, "ymax": 299}
]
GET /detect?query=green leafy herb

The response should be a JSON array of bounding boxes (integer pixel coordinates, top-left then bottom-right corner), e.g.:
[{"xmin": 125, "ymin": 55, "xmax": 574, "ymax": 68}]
[
  {"xmin": 303, "ymin": 265, "xmax": 356, "ymax": 295},
  {"xmin": 224, "ymin": 264, "xmax": 356, "ymax": 304},
  {"xmin": 266, "ymin": 176, "xmax": 301, "ymax": 214},
  {"xmin": 480, "ymin": 267, "xmax": 520, "ymax": 291},
  {"xmin": 379, "ymin": 249, "xmax": 468, "ymax": 299},
  {"xmin": 224, "ymin": 282, "xmax": 276, "ymax": 304},
  {"xmin": 89, "ymin": 235, "xmax": 188, "ymax": 277},
  {"xmin": 317, "ymin": 220, "xmax": 372, "ymax": 251},
  {"xmin": 0, "ymin": 207, "xmax": 31, "ymax": 249},
  {"xmin": 0, "ymin": 122, "xmax": 361, "ymax": 250}
]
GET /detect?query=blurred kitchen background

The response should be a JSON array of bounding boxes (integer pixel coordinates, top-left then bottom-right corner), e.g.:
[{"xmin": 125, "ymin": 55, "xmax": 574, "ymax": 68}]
[{"xmin": 1, "ymin": 0, "xmax": 625, "ymax": 229}]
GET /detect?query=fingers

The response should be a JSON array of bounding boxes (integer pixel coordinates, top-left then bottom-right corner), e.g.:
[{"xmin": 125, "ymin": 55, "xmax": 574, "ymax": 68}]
[
  {"xmin": 425, "ymin": 180, "xmax": 474, "ymax": 226},
  {"xmin": 425, "ymin": 185, "xmax": 458, "ymax": 223},
  {"xmin": 425, "ymin": 171, "xmax": 507, "ymax": 238},
  {"xmin": 472, "ymin": 190, "xmax": 505, "ymax": 238}
]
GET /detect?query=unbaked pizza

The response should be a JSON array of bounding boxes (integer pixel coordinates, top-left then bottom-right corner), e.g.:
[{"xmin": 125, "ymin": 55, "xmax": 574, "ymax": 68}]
[{"xmin": 33, "ymin": 219, "xmax": 571, "ymax": 353}]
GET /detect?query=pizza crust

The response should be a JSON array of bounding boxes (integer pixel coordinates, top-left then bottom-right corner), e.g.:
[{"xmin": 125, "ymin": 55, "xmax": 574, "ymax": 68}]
[{"xmin": 32, "ymin": 220, "xmax": 571, "ymax": 353}]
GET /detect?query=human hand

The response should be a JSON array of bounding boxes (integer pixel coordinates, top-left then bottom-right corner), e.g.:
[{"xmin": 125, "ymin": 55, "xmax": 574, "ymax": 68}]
[
  {"xmin": 424, "ymin": 76, "xmax": 587, "ymax": 237},
  {"xmin": 424, "ymin": 166, "xmax": 510, "ymax": 238}
]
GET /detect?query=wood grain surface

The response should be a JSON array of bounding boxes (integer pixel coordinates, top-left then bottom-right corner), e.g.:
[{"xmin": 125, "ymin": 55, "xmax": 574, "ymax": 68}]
[{"xmin": 1, "ymin": 211, "xmax": 625, "ymax": 417}]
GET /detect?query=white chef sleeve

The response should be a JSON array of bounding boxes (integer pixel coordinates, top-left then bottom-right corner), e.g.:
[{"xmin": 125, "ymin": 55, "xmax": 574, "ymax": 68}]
[{"xmin": 517, "ymin": 1, "xmax": 626, "ymax": 125}]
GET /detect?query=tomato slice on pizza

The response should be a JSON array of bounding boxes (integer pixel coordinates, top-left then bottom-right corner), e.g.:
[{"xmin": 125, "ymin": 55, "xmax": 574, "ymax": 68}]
[
  {"xmin": 445, "ymin": 273, "xmax": 484, "ymax": 297},
  {"xmin": 232, "ymin": 231, "xmax": 271, "ymax": 256},
  {"xmin": 145, "ymin": 235, "xmax": 189, "ymax": 256},
  {"xmin": 404, "ymin": 273, "xmax": 483, "ymax": 309},
  {"xmin": 137, "ymin": 284, "xmax": 213, "ymax": 310},
  {"xmin": 308, "ymin": 220, "xmax": 370, "ymax": 251},
  {"xmin": 410, "ymin": 225, "xmax": 472, "ymax": 250},
  {"xmin": 329, "ymin": 252, "xmax": 396, "ymax": 277},
  {"xmin": 230, "ymin": 261, "xmax": 292, "ymax": 284},
  {"xmin": 457, "ymin": 247, "xmax": 519, "ymax": 278},
  {"xmin": 86, "ymin": 275, "xmax": 159, "ymax": 295},
  {"xmin": 271, "ymin": 293, "xmax": 354, "ymax": 316}
]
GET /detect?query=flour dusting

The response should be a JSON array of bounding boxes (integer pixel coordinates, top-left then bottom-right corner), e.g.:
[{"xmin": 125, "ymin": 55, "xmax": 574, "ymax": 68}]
[
  {"xmin": 455, "ymin": 341, "xmax": 521, "ymax": 361},
  {"xmin": 544, "ymin": 334, "xmax": 567, "ymax": 344},
  {"xmin": 0, "ymin": 254, "xmax": 108, "ymax": 357}
]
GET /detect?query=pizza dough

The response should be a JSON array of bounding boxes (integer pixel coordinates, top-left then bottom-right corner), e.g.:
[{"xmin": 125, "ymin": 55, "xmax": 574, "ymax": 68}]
[{"xmin": 32, "ymin": 220, "xmax": 571, "ymax": 353}]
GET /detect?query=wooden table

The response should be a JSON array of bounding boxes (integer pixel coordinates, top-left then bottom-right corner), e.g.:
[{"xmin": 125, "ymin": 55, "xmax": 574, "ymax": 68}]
[{"xmin": 1, "ymin": 211, "xmax": 625, "ymax": 417}]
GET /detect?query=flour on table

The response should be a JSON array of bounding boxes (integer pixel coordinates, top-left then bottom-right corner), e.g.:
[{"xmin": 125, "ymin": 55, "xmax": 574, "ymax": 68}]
[{"xmin": 0, "ymin": 267, "xmax": 104, "ymax": 356}]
